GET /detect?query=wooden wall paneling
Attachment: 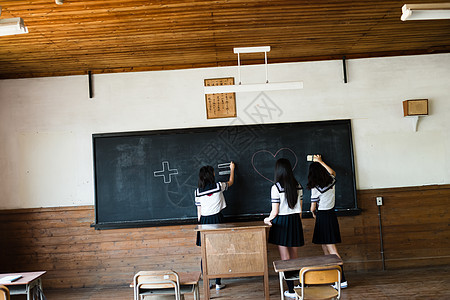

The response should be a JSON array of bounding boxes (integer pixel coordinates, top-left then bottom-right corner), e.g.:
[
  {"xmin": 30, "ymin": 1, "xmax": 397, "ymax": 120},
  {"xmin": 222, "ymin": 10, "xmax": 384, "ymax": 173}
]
[
  {"xmin": 0, "ymin": 184, "xmax": 449, "ymax": 289},
  {"xmin": 0, "ymin": 206, "xmax": 201, "ymax": 288},
  {"xmin": 357, "ymin": 185, "xmax": 450, "ymax": 269}
]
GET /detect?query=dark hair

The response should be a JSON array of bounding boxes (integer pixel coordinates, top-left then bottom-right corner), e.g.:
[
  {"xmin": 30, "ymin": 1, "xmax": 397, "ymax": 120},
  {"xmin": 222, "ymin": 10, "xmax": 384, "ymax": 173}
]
[
  {"xmin": 198, "ymin": 165, "xmax": 215, "ymax": 188},
  {"xmin": 274, "ymin": 158, "xmax": 299, "ymax": 209},
  {"xmin": 307, "ymin": 162, "xmax": 333, "ymax": 189}
]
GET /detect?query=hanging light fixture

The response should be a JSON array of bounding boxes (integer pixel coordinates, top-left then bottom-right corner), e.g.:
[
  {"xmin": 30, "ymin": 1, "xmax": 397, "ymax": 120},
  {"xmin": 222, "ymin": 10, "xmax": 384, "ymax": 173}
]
[
  {"xmin": 0, "ymin": 6, "xmax": 29, "ymax": 36},
  {"xmin": 401, "ymin": 3, "xmax": 450, "ymax": 21},
  {"xmin": 204, "ymin": 46, "xmax": 303, "ymax": 94}
]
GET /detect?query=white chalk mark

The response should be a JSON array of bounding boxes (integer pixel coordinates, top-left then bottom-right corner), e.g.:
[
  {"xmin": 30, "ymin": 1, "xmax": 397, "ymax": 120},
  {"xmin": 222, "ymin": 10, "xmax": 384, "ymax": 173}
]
[
  {"xmin": 251, "ymin": 148, "xmax": 298, "ymax": 183},
  {"xmin": 154, "ymin": 161, "xmax": 179, "ymax": 184},
  {"xmin": 218, "ymin": 162, "xmax": 231, "ymax": 168}
]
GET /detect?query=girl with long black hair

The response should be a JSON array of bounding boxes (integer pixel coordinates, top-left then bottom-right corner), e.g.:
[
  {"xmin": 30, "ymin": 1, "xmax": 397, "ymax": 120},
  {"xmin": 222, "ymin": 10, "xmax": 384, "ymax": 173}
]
[{"xmin": 264, "ymin": 158, "xmax": 304, "ymax": 298}]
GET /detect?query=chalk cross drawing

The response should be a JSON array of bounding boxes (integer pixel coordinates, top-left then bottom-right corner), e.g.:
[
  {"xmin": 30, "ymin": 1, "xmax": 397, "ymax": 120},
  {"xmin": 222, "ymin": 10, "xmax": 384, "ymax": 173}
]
[
  {"xmin": 251, "ymin": 148, "xmax": 298, "ymax": 183},
  {"xmin": 154, "ymin": 161, "xmax": 179, "ymax": 184}
]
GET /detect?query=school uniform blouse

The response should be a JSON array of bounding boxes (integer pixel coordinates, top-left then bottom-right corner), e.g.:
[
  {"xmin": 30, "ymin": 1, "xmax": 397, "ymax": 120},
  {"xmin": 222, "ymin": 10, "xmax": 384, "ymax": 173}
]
[
  {"xmin": 271, "ymin": 182, "xmax": 303, "ymax": 215},
  {"xmin": 310, "ymin": 175, "xmax": 336, "ymax": 210},
  {"xmin": 194, "ymin": 182, "xmax": 228, "ymax": 216}
]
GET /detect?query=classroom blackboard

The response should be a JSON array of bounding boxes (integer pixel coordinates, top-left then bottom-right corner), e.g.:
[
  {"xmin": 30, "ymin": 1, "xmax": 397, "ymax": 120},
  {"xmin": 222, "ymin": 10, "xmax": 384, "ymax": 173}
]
[{"xmin": 93, "ymin": 119, "xmax": 358, "ymax": 229}]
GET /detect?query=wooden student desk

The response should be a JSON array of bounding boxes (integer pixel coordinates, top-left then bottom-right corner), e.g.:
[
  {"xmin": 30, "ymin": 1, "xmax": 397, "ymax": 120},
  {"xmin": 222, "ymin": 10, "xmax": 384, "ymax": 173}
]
[
  {"xmin": 0, "ymin": 271, "xmax": 46, "ymax": 300},
  {"xmin": 273, "ymin": 254, "xmax": 343, "ymax": 300},
  {"xmin": 195, "ymin": 222, "xmax": 271, "ymax": 300},
  {"xmin": 130, "ymin": 271, "xmax": 201, "ymax": 300}
]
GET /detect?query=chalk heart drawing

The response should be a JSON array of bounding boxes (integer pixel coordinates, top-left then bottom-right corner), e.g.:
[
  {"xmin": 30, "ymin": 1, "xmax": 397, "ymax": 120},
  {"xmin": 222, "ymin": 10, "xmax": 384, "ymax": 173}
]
[{"xmin": 251, "ymin": 148, "xmax": 298, "ymax": 183}]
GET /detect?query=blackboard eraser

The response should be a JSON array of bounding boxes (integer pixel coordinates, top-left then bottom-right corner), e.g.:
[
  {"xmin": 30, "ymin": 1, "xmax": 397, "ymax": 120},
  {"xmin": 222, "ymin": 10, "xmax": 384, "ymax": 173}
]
[{"xmin": 307, "ymin": 155, "xmax": 314, "ymax": 162}]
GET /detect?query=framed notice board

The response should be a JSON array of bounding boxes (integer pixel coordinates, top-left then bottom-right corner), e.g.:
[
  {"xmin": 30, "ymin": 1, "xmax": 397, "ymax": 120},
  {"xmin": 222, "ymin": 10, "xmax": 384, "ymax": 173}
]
[
  {"xmin": 92, "ymin": 119, "xmax": 359, "ymax": 229},
  {"xmin": 204, "ymin": 77, "xmax": 237, "ymax": 119}
]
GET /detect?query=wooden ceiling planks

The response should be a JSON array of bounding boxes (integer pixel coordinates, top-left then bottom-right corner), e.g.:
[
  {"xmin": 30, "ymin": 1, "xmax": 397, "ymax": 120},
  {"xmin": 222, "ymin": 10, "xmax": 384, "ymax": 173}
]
[{"xmin": 0, "ymin": 0, "xmax": 449, "ymax": 79}]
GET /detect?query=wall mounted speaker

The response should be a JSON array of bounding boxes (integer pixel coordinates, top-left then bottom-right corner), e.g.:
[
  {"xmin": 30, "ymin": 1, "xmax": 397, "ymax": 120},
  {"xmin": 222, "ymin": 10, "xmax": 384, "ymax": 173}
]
[{"xmin": 403, "ymin": 99, "xmax": 428, "ymax": 116}]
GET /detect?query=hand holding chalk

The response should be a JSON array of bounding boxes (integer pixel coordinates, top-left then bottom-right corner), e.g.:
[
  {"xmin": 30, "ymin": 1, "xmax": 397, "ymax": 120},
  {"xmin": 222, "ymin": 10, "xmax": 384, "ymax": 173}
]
[
  {"xmin": 307, "ymin": 154, "xmax": 322, "ymax": 162},
  {"xmin": 218, "ymin": 162, "xmax": 234, "ymax": 175}
]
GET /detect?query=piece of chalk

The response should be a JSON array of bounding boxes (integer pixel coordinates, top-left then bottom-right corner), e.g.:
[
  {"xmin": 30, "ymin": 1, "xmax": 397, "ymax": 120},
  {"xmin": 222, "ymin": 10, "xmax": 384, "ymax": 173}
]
[
  {"xmin": 218, "ymin": 162, "xmax": 231, "ymax": 168},
  {"xmin": 307, "ymin": 155, "xmax": 314, "ymax": 161}
]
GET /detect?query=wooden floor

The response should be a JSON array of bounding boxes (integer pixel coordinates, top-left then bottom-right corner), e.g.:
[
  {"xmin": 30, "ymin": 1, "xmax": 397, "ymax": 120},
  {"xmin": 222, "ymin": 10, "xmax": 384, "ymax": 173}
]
[{"xmin": 10, "ymin": 265, "xmax": 450, "ymax": 300}]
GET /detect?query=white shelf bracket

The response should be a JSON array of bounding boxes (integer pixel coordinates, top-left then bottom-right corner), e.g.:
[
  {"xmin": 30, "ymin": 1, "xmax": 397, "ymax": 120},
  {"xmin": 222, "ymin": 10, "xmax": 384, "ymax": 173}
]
[{"xmin": 406, "ymin": 116, "xmax": 420, "ymax": 132}]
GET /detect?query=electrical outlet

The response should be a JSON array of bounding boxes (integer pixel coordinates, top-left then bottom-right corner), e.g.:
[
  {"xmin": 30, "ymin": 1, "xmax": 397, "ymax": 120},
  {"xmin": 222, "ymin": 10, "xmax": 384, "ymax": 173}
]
[{"xmin": 376, "ymin": 196, "xmax": 383, "ymax": 206}]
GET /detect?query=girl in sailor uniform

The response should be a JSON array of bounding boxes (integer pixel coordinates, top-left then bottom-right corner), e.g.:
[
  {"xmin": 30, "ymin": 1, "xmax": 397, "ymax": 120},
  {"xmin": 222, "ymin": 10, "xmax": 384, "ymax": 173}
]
[
  {"xmin": 264, "ymin": 158, "xmax": 304, "ymax": 298},
  {"xmin": 195, "ymin": 161, "xmax": 235, "ymax": 290},
  {"xmin": 307, "ymin": 155, "xmax": 347, "ymax": 289}
]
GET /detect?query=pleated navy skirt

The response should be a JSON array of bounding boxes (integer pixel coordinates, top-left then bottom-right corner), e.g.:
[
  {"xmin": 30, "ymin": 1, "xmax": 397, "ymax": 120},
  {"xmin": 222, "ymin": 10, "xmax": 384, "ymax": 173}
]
[
  {"xmin": 312, "ymin": 209, "xmax": 342, "ymax": 244},
  {"xmin": 196, "ymin": 212, "xmax": 224, "ymax": 246},
  {"xmin": 268, "ymin": 213, "xmax": 305, "ymax": 247}
]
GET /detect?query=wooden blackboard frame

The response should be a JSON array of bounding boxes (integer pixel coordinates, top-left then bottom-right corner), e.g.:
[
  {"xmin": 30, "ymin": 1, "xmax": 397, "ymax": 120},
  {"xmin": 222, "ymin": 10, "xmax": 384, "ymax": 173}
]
[{"xmin": 92, "ymin": 120, "xmax": 359, "ymax": 230}]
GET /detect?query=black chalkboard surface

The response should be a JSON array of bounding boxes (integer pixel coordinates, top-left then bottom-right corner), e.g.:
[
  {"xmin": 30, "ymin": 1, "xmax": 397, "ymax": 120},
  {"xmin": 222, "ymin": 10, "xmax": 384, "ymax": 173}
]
[{"xmin": 93, "ymin": 119, "xmax": 358, "ymax": 229}]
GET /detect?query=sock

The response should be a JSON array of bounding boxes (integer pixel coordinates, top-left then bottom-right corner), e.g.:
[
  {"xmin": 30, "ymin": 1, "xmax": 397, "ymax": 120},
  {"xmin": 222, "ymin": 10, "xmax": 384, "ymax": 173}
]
[
  {"xmin": 341, "ymin": 265, "xmax": 347, "ymax": 282},
  {"xmin": 286, "ymin": 280, "xmax": 294, "ymax": 293}
]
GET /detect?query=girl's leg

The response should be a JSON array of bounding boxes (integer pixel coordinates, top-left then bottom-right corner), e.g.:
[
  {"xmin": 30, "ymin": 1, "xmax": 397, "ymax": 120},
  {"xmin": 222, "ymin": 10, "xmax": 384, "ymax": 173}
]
[
  {"xmin": 278, "ymin": 246, "xmax": 297, "ymax": 293},
  {"xmin": 278, "ymin": 245, "xmax": 290, "ymax": 260},
  {"xmin": 324, "ymin": 244, "xmax": 339, "ymax": 257},
  {"xmin": 324, "ymin": 244, "xmax": 346, "ymax": 283},
  {"xmin": 287, "ymin": 247, "xmax": 299, "ymax": 260},
  {"xmin": 322, "ymin": 244, "xmax": 330, "ymax": 255}
]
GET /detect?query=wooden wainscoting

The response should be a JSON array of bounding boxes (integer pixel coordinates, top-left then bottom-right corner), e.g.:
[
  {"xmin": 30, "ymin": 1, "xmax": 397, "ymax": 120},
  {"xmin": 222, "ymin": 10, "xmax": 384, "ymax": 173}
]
[
  {"xmin": 0, "ymin": 207, "xmax": 201, "ymax": 288},
  {"xmin": 0, "ymin": 184, "xmax": 449, "ymax": 289},
  {"xmin": 357, "ymin": 184, "xmax": 450, "ymax": 269}
]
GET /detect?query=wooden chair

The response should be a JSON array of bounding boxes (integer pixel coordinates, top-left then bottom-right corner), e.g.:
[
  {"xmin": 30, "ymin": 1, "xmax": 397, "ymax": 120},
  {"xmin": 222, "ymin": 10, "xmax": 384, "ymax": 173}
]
[
  {"xmin": 133, "ymin": 270, "xmax": 186, "ymax": 300},
  {"xmin": 0, "ymin": 285, "xmax": 10, "ymax": 300},
  {"xmin": 294, "ymin": 265, "xmax": 341, "ymax": 300}
]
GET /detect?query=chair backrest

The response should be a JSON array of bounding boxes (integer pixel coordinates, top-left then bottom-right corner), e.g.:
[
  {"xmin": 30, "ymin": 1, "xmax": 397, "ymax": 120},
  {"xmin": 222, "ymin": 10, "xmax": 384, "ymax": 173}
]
[
  {"xmin": 0, "ymin": 285, "xmax": 10, "ymax": 300},
  {"xmin": 300, "ymin": 265, "xmax": 341, "ymax": 285},
  {"xmin": 133, "ymin": 270, "xmax": 181, "ymax": 300}
]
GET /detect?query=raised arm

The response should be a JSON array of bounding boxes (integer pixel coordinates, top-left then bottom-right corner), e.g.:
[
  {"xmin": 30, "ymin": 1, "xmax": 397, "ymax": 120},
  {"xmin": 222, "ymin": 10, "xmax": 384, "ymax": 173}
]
[
  {"xmin": 227, "ymin": 161, "xmax": 235, "ymax": 187},
  {"xmin": 314, "ymin": 155, "xmax": 336, "ymax": 176}
]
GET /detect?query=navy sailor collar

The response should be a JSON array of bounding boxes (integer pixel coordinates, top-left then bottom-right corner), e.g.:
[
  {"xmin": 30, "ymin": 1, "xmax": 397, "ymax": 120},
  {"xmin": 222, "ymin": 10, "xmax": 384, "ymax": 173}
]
[
  {"xmin": 196, "ymin": 182, "xmax": 221, "ymax": 197},
  {"xmin": 315, "ymin": 176, "xmax": 336, "ymax": 193}
]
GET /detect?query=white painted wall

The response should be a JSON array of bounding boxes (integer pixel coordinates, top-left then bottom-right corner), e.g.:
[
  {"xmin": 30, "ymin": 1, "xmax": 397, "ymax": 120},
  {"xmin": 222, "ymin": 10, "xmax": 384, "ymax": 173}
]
[{"xmin": 0, "ymin": 53, "xmax": 449, "ymax": 209}]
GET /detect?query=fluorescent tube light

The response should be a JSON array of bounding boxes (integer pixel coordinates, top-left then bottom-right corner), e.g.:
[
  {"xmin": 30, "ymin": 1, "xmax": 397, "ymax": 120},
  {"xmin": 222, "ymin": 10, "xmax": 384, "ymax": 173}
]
[
  {"xmin": 401, "ymin": 3, "xmax": 450, "ymax": 21},
  {"xmin": 234, "ymin": 46, "xmax": 271, "ymax": 54},
  {"xmin": 0, "ymin": 17, "xmax": 28, "ymax": 36},
  {"xmin": 204, "ymin": 81, "xmax": 303, "ymax": 94}
]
